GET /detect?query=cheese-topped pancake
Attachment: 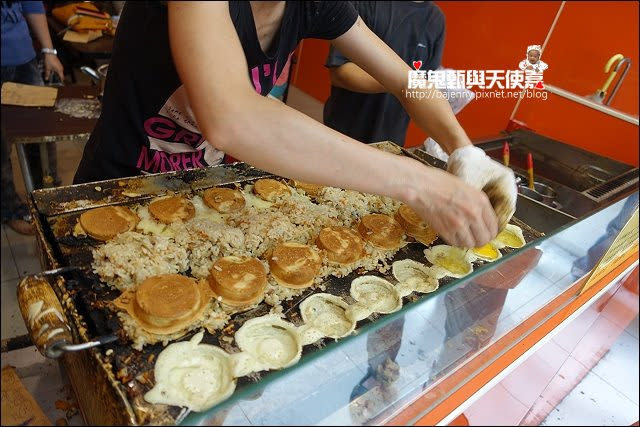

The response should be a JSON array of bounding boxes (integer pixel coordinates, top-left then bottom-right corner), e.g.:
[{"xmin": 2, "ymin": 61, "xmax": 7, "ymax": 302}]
[
  {"xmin": 114, "ymin": 274, "xmax": 212, "ymax": 335},
  {"xmin": 208, "ymin": 256, "xmax": 267, "ymax": 307},
  {"xmin": 268, "ymin": 242, "xmax": 321, "ymax": 289},
  {"xmin": 394, "ymin": 205, "xmax": 438, "ymax": 246},
  {"xmin": 148, "ymin": 195, "xmax": 195, "ymax": 224},
  {"xmin": 253, "ymin": 179, "xmax": 291, "ymax": 202},
  {"xmin": 316, "ymin": 226, "xmax": 365, "ymax": 265},
  {"xmin": 79, "ymin": 206, "xmax": 139, "ymax": 241},
  {"xmin": 358, "ymin": 214, "xmax": 404, "ymax": 249},
  {"xmin": 292, "ymin": 180, "xmax": 324, "ymax": 197},
  {"xmin": 202, "ymin": 187, "xmax": 245, "ymax": 213}
]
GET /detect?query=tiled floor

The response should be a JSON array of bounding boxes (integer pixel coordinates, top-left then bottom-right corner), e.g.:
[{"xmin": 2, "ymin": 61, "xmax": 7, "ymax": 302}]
[{"xmin": 2, "ymin": 83, "xmax": 638, "ymax": 426}]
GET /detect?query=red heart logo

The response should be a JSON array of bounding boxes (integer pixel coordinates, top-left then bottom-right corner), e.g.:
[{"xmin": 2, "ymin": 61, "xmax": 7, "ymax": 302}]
[
  {"xmin": 412, "ymin": 61, "xmax": 422, "ymax": 70},
  {"xmin": 535, "ymin": 81, "xmax": 544, "ymax": 89}
]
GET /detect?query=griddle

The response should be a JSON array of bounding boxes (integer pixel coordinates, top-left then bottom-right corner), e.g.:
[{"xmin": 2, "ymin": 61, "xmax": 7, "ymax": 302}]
[{"xmin": 20, "ymin": 142, "xmax": 543, "ymax": 425}]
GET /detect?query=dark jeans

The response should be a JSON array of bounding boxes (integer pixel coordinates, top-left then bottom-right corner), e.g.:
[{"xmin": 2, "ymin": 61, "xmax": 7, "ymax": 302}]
[{"xmin": 1, "ymin": 59, "xmax": 58, "ymax": 222}]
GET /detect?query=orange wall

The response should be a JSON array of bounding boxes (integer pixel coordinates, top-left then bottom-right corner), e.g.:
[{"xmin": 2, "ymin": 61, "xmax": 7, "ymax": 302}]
[
  {"xmin": 406, "ymin": 1, "xmax": 561, "ymax": 147},
  {"xmin": 291, "ymin": 2, "xmax": 638, "ymax": 163},
  {"xmin": 513, "ymin": 1, "xmax": 639, "ymax": 166}
]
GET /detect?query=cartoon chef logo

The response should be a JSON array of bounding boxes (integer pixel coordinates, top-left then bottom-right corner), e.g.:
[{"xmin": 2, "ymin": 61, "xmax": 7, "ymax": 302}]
[{"xmin": 519, "ymin": 45, "xmax": 549, "ymax": 73}]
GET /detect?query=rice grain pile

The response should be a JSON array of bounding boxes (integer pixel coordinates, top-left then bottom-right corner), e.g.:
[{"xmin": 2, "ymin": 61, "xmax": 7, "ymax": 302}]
[{"xmin": 91, "ymin": 181, "xmax": 409, "ymax": 347}]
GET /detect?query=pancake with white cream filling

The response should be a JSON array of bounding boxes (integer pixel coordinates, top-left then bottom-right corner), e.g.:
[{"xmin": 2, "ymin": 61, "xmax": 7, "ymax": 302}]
[
  {"xmin": 350, "ymin": 276, "xmax": 402, "ymax": 314},
  {"xmin": 144, "ymin": 331, "xmax": 236, "ymax": 412},
  {"xmin": 234, "ymin": 315, "xmax": 302, "ymax": 370},
  {"xmin": 299, "ymin": 293, "xmax": 355, "ymax": 339}
]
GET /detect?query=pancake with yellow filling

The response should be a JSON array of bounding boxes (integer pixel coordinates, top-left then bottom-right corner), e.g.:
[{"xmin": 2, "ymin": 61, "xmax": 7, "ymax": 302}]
[
  {"xmin": 394, "ymin": 205, "xmax": 438, "ymax": 246},
  {"xmin": 79, "ymin": 206, "xmax": 139, "ymax": 241},
  {"xmin": 114, "ymin": 274, "xmax": 212, "ymax": 335},
  {"xmin": 316, "ymin": 226, "xmax": 365, "ymax": 265},
  {"xmin": 148, "ymin": 195, "xmax": 195, "ymax": 224},
  {"xmin": 202, "ymin": 187, "xmax": 245, "ymax": 213},
  {"xmin": 208, "ymin": 256, "xmax": 267, "ymax": 308},
  {"xmin": 358, "ymin": 214, "xmax": 404, "ymax": 249},
  {"xmin": 494, "ymin": 224, "xmax": 526, "ymax": 248},
  {"xmin": 424, "ymin": 245, "xmax": 473, "ymax": 278},
  {"xmin": 292, "ymin": 180, "xmax": 324, "ymax": 197},
  {"xmin": 268, "ymin": 242, "xmax": 321, "ymax": 289},
  {"xmin": 253, "ymin": 179, "xmax": 291, "ymax": 202},
  {"xmin": 472, "ymin": 243, "xmax": 502, "ymax": 261}
]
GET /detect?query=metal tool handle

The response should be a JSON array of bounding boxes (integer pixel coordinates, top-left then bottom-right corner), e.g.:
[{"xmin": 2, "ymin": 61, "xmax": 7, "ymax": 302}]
[
  {"xmin": 17, "ymin": 274, "xmax": 74, "ymax": 359},
  {"xmin": 16, "ymin": 268, "xmax": 116, "ymax": 358},
  {"xmin": 79, "ymin": 66, "xmax": 101, "ymax": 85}
]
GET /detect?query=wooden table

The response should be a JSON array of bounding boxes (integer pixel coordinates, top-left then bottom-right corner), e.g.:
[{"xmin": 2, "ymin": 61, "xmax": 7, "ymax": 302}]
[{"xmin": 2, "ymin": 85, "xmax": 99, "ymax": 193}]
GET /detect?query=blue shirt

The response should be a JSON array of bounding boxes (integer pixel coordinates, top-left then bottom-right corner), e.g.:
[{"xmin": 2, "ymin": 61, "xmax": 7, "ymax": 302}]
[{"xmin": 1, "ymin": 1, "xmax": 45, "ymax": 67}]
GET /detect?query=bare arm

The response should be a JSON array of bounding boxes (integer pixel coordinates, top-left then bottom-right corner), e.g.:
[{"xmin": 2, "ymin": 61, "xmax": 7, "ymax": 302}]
[
  {"xmin": 331, "ymin": 18, "xmax": 469, "ymax": 155},
  {"xmin": 168, "ymin": 2, "xmax": 497, "ymax": 248},
  {"xmin": 24, "ymin": 12, "xmax": 64, "ymax": 81},
  {"xmin": 169, "ymin": 3, "xmax": 412, "ymax": 201},
  {"xmin": 330, "ymin": 62, "xmax": 386, "ymax": 94}
]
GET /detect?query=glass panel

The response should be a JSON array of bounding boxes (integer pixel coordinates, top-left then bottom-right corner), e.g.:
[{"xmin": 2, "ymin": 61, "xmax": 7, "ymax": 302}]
[{"xmin": 182, "ymin": 192, "xmax": 638, "ymax": 426}]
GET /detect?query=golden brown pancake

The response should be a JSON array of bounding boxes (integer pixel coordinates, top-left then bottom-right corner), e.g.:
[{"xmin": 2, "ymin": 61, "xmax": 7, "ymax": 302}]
[
  {"xmin": 358, "ymin": 214, "xmax": 404, "ymax": 249},
  {"xmin": 253, "ymin": 179, "xmax": 291, "ymax": 201},
  {"xmin": 114, "ymin": 274, "xmax": 212, "ymax": 335},
  {"xmin": 202, "ymin": 187, "xmax": 246, "ymax": 213},
  {"xmin": 292, "ymin": 180, "xmax": 324, "ymax": 197},
  {"xmin": 394, "ymin": 205, "xmax": 438, "ymax": 246},
  {"xmin": 316, "ymin": 226, "xmax": 365, "ymax": 264},
  {"xmin": 148, "ymin": 195, "xmax": 195, "ymax": 224},
  {"xmin": 269, "ymin": 242, "xmax": 321, "ymax": 289},
  {"xmin": 208, "ymin": 256, "xmax": 267, "ymax": 308},
  {"xmin": 79, "ymin": 206, "xmax": 139, "ymax": 241}
]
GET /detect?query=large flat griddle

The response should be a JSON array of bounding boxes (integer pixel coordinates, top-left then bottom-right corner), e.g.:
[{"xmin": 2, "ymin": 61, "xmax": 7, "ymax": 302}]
[{"xmin": 25, "ymin": 142, "xmax": 543, "ymax": 425}]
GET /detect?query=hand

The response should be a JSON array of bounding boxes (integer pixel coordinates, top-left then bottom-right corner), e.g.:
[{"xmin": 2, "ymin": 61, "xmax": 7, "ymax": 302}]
[
  {"xmin": 446, "ymin": 145, "xmax": 517, "ymax": 232},
  {"xmin": 43, "ymin": 54, "xmax": 65, "ymax": 82},
  {"xmin": 402, "ymin": 163, "xmax": 499, "ymax": 248}
]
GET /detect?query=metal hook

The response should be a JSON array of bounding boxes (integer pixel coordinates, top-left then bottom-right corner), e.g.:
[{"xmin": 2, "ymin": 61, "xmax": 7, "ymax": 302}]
[
  {"xmin": 605, "ymin": 57, "xmax": 632, "ymax": 106},
  {"xmin": 593, "ymin": 53, "xmax": 624, "ymax": 102}
]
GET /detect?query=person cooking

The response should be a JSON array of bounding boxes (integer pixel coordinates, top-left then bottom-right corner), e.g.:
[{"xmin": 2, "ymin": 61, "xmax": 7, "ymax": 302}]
[
  {"xmin": 74, "ymin": 1, "xmax": 516, "ymax": 249},
  {"xmin": 324, "ymin": 1, "xmax": 445, "ymax": 146}
]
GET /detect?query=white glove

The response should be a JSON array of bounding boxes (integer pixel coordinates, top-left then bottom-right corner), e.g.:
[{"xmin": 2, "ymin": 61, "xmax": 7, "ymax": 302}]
[
  {"xmin": 447, "ymin": 145, "xmax": 517, "ymax": 231},
  {"xmin": 423, "ymin": 138, "xmax": 449, "ymax": 162}
]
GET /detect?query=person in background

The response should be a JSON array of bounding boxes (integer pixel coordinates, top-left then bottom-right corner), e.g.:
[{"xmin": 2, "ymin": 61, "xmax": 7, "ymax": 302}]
[
  {"xmin": 323, "ymin": 1, "xmax": 444, "ymax": 146},
  {"xmin": 423, "ymin": 67, "xmax": 475, "ymax": 161},
  {"xmin": 320, "ymin": 1, "xmax": 444, "ymax": 402},
  {"xmin": 1, "ymin": 0, "xmax": 64, "ymax": 234}
]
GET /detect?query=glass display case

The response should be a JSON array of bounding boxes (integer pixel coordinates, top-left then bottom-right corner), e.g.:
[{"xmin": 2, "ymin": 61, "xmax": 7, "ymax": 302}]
[{"xmin": 180, "ymin": 191, "xmax": 638, "ymax": 425}]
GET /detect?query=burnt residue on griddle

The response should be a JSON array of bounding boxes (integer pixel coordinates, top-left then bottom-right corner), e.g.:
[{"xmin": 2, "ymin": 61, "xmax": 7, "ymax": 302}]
[{"xmin": 30, "ymin": 159, "xmax": 544, "ymax": 424}]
